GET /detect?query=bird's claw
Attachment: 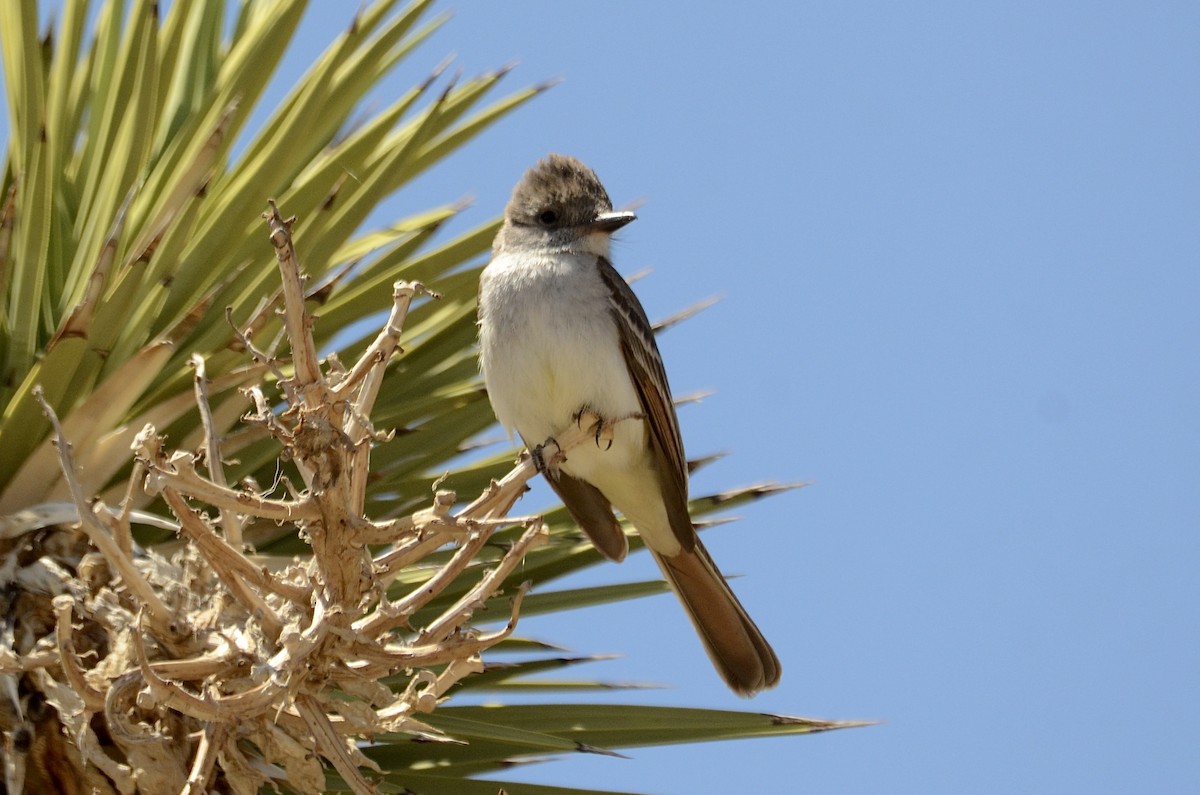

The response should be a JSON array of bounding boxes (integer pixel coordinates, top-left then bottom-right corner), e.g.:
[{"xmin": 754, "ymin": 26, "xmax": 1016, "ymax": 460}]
[
  {"xmin": 595, "ymin": 422, "xmax": 614, "ymax": 451},
  {"xmin": 573, "ymin": 407, "xmax": 616, "ymax": 451},
  {"xmin": 531, "ymin": 438, "xmax": 564, "ymax": 479}
]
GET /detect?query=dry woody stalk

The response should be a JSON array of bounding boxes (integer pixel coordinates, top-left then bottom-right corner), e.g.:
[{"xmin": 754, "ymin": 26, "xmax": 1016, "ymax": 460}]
[{"xmin": 0, "ymin": 203, "xmax": 599, "ymax": 794}]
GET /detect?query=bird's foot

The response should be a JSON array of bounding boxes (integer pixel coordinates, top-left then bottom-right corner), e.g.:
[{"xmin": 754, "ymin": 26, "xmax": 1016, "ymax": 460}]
[
  {"xmin": 572, "ymin": 407, "xmax": 644, "ymax": 451},
  {"xmin": 572, "ymin": 407, "xmax": 613, "ymax": 450},
  {"xmin": 531, "ymin": 437, "xmax": 564, "ymax": 479}
]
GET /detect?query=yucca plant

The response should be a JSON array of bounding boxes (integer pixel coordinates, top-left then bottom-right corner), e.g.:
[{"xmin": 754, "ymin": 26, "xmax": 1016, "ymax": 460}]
[{"xmin": 0, "ymin": 2, "xmax": 858, "ymax": 792}]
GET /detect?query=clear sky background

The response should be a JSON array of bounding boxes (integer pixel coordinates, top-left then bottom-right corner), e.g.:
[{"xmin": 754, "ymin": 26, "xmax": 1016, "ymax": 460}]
[
  {"xmin": 323, "ymin": 3, "xmax": 1197, "ymax": 792},
  {"xmin": 15, "ymin": 2, "xmax": 1200, "ymax": 793}
]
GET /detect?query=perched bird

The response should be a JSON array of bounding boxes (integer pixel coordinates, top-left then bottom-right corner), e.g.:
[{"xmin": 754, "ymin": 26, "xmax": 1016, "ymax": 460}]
[{"xmin": 477, "ymin": 154, "xmax": 780, "ymax": 695}]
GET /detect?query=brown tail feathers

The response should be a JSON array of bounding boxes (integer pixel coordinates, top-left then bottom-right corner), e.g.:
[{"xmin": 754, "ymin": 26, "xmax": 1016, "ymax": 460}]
[{"xmin": 652, "ymin": 541, "xmax": 781, "ymax": 696}]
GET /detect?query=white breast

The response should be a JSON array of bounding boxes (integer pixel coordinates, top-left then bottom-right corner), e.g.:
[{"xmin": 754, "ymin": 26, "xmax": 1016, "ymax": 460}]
[
  {"xmin": 478, "ymin": 249, "xmax": 678, "ymax": 554},
  {"xmin": 479, "ymin": 250, "xmax": 644, "ymax": 445}
]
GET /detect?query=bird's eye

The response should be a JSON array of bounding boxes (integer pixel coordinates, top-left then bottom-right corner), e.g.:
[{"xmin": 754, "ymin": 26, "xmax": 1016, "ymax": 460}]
[{"xmin": 537, "ymin": 209, "xmax": 559, "ymax": 226}]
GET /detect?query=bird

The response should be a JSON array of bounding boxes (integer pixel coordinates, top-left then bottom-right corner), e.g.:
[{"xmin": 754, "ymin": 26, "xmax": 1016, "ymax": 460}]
[{"xmin": 477, "ymin": 154, "xmax": 780, "ymax": 695}]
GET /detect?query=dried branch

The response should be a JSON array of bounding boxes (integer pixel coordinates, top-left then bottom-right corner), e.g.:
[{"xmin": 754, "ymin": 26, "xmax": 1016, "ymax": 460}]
[
  {"xmin": 190, "ymin": 354, "xmax": 244, "ymax": 548},
  {"xmin": 32, "ymin": 387, "xmax": 175, "ymax": 631},
  {"xmin": 52, "ymin": 598, "xmax": 105, "ymax": 711},
  {"xmin": 5, "ymin": 203, "xmax": 616, "ymax": 794},
  {"xmin": 180, "ymin": 720, "xmax": 227, "ymax": 795},
  {"xmin": 135, "ymin": 431, "xmax": 318, "ymax": 523},
  {"xmin": 161, "ymin": 487, "xmax": 307, "ymax": 603},
  {"xmin": 265, "ymin": 202, "xmax": 324, "ymax": 403}
]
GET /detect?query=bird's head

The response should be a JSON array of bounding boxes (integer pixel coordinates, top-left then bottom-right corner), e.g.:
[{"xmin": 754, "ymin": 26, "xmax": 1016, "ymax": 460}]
[{"xmin": 496, "ymin": 153, "xmax": 635, "ymax": 255}]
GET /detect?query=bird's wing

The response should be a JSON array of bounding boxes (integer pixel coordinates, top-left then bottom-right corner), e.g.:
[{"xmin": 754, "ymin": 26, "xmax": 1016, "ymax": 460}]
[
  {"xmin": 543, "ymin": 469, "xmax": 629, "ymax": 562},
  {"xmin": 596, "ymin": 257, "xmax": 694, "ymax": 551}
]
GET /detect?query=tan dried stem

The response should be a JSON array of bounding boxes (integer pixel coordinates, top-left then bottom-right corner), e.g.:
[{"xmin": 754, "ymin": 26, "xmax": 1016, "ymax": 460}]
[
  {"xmin": 190, "ymin": 354, "xmax": 243, "ymax": 548},
  {"xmin": 135, "ymin": 431, "xmax": 317, "ymax": 523},
  {"xmin": 160, "ymin": 486, "xmax": 306, "ymax": 604},
  {"xmin": 264, "ymin": 201, "xmax": 324, "ymax": 404},
  {"xmin": 296, "ymin": 695, "xmax": 377, "ymax": 795},
  {"xmin": 180, "ymin": 720, "xmax": 226, "ymax": 795},
  {"xmin": 52, "ymin": 597, "xmax": 106, "ymax": 712},
  {"xmin": 14, "ymin": 202, "xmax": 628, "ymax": 795},
  {"xmin": 32, "ymin": 387, "xmax": 175, "ymax": 631}
]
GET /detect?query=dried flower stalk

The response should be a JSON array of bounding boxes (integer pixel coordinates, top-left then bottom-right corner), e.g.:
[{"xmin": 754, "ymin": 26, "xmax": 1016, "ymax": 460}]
[{"xmin": 0, "ymin": 203, "xmax": 606, "ymax": 794}]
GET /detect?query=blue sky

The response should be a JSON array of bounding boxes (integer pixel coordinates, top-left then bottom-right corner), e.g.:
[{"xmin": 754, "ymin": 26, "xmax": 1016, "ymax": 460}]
[
  {"xmin": 16, "ymin": 2, "xmax": 1200, "ymax": 793},
  {"xmin": 375, "ymin": 4, "xmax": 1195, "ymax": 792},
  {"xmin": 346, "ymin": 3, "xmax": 1197, "ymax": 791}
]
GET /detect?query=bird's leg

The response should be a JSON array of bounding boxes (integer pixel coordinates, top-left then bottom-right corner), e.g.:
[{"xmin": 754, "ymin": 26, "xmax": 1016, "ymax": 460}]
[{"xmin": 531, "ymin": 437, "xmax": 564, "ymax": 480}]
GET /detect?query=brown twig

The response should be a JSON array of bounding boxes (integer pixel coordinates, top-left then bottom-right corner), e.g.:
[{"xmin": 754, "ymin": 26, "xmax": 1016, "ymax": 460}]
[
  {"xmin": 191, "ymin": 354, "xmax": 244, "ymax": 548},
  {"xmin": 23, "ymin": 202, "xmax": 604, "ymax": 794},
  {"xmin": 33, "ymin": 387, "xmax": 175, "ymax": 630}
]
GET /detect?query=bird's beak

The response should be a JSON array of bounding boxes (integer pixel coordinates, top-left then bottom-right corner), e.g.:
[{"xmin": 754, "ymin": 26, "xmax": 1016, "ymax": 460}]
[{"xmin": 590, "ymin": 210, "xmax": 637, "ymax": 233}]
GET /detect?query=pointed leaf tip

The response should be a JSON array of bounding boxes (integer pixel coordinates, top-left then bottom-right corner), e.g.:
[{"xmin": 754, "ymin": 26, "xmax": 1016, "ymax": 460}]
[
  {"xmin": 769, "ymin": 714, "xmax": 878, "ymax": 731},
  {"xmin": 711, "ymin": 481, "xmax": 809, "ymax": 504},
  {"xmin": 575, "ymin": 742, "xmax": 629, "ymax": 759}
]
